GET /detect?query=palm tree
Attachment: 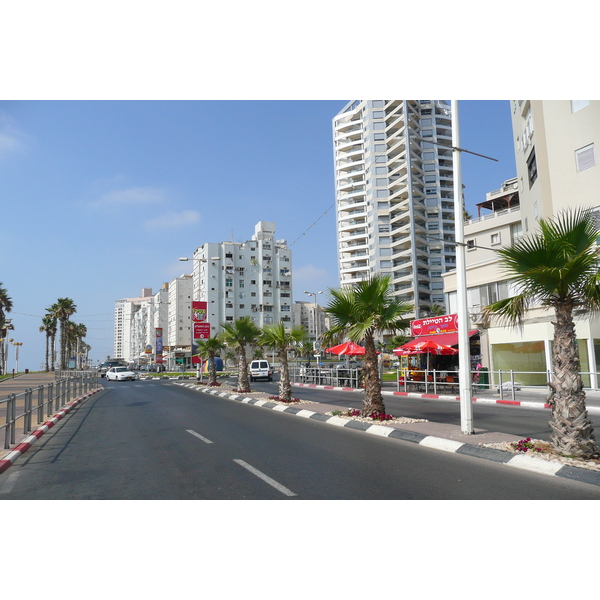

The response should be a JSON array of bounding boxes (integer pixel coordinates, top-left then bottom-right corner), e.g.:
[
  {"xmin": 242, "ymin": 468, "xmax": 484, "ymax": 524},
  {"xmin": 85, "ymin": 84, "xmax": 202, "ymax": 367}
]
[
  {"xmin": 220, "ymin": 317, "xmax": 261, "ymax": 392},
  {"xmin": 483, "ymin": 208, "xmax": 600, "ymax": 458},
  {"xmin": 0, "ymin": 283, "xmax": 13, "ymax": 375},
  {"xmin": 259, "ymin": 323, "xmax": 307, "ymax": 402},
  {"xmin": 194, "ymin": 336, "xmax": 226, "ymax": 386},
  {"xmin": 39, "ymin": 314, "xmax": 57, "ymax": 372},
  {"xmin": 49, "ymin": 298, "xmax": 77, "ymax": 369},
  {"xmin": 325, "ymin": 275, "xmax": 412, "ymax": 416}
]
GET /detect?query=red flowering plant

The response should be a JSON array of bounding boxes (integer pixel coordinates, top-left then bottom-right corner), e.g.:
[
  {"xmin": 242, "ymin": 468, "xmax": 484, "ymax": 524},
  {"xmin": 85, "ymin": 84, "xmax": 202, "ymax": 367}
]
[
  {"xmin": 511, "ymin": 437, "xmax": 542, "ymax": 453},
  {"xmin": 269, "ymin": 395, "xmax": 300, "ymax": 404}
]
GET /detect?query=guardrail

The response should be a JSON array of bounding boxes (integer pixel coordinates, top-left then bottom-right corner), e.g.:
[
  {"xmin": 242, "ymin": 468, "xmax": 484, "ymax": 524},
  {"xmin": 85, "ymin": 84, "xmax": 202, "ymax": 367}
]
[
  {"xmin": 1, "ymin": 371, "xmax": 99, "ymax": 450},
  {"xmin": 290, "ymin": 366, "xmax": 363, "ymax": 388}
]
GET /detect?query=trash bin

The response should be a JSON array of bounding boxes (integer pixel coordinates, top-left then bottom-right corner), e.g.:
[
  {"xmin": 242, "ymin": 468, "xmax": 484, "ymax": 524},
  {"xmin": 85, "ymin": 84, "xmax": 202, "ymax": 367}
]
[
  {"xmin": 479, "ymin": 367, "xmax": 489, "ymax": 388},
  {"xmin": 25, "ymin": 369, "xmax": 29, "ymax": 374}
]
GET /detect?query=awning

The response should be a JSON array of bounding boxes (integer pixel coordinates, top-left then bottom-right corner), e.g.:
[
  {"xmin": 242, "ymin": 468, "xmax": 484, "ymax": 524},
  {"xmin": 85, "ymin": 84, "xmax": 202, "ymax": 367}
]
[{"xmin": 409, "ymin": 330, "xmax": 479, "ymax": 347}]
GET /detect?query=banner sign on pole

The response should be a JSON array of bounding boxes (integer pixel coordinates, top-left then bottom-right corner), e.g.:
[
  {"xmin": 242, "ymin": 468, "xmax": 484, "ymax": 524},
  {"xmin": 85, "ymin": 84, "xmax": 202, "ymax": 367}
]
[
  {"xmin": 191, "ymin": 301, "xmax": 210, "ymax": 364},
  {"xmin": 156, "ymin": 328, "xmax": 163, "ymax": 363}
]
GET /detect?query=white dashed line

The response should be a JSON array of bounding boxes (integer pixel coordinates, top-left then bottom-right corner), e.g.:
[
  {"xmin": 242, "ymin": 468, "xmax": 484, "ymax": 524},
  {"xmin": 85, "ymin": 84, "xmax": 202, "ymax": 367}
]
[
  {"xmin": 186, "ymin": 430, "xmax": 214, "ymax": 444},
  {"xmin": 233, "ymin": 459, "xmax": 297, "ymax": 497}
]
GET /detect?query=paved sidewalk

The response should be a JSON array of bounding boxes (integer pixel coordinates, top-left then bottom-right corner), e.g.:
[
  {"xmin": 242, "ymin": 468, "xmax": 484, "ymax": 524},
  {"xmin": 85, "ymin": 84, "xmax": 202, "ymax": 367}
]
[{"xmin": 0, "ymin": 372, "xmax": 58, "ymax": 398}]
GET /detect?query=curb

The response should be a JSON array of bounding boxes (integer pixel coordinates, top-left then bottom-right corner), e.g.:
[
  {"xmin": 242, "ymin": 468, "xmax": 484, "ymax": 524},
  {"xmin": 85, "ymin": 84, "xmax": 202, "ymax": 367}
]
[
  {"xmin": 0, "ymin": 387, "xmax": 104, "ymax": 474},
  {"xmin": 178, "ymin": 383, "xmax": 600, "ymax": 488}
]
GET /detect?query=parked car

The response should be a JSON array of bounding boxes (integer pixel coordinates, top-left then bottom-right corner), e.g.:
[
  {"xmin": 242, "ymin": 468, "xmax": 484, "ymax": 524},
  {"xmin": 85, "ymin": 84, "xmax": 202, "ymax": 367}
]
[
  {"xmin": 105, "ymin": 366, "xmax": 137, "ymax": 381},
  {"xmin": 249, "ymin": 360, "xmax": 273, "ymax": 382}
]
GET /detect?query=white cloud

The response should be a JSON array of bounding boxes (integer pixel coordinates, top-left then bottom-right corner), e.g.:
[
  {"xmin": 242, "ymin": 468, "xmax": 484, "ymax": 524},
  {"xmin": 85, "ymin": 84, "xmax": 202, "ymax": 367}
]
[
  {"xmin": 143, "ymin": 210, "xmax": 201, "ymax": 230},
  {"xmin": 0, "ymin": 112, "xmax": 27, "ymax": 158},
  {"xmin": 97, "ymin": 186, "xmax": 167, "ymax": 206}
]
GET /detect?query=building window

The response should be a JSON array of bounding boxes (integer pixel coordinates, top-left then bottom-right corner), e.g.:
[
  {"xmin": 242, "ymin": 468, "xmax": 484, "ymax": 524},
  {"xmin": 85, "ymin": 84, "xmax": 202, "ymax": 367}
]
[
  {"xmin": 491, "ymin": 233, "xmax": 501, "ymax": 245},
  {"xmin": 526, "ymin": 149, "xmax": 538, "ymax": 187},
  {"xmin": 466, "ymin": 239, "xmax": 476, "ymax": 250},
  {"xmin": 575, "ymin": 143, "xmax": 596, "ymax": 172},
  {"xmin": 571, "ymin": 100, "xmax": 589, "ymax": 113}
]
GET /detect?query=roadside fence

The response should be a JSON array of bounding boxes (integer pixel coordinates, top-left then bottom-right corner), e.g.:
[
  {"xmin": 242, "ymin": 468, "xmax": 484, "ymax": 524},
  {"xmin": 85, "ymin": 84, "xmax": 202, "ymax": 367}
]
[{"xmin": 1, "ymin": 370, "xmax": 99, "ymax": 450}]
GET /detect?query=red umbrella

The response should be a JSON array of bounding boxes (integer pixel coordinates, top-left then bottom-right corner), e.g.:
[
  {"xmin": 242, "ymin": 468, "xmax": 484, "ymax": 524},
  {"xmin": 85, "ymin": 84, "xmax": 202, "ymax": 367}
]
[
  {"xmin": 393, "ymin": 339, "xmax": 458, "ymax": 356},
  {"xmin": 325, "ymin": 341, "xmax": 366, "ymax": 356},
  {"xmin": 393, "ymin": 339, "xmax": 458, "ymax": 372}
]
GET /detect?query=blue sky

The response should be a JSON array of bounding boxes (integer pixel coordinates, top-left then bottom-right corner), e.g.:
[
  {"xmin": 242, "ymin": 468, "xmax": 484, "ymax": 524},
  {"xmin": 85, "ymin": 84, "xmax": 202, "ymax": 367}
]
[{"xmin": 0, "ymin": 99, "xmax": 517, "ymax": 369}]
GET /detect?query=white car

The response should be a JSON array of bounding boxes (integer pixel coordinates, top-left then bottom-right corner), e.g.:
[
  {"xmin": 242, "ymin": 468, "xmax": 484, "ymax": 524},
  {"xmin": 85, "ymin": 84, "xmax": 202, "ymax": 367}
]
[
  {"xmin": 249, "ymin": 360, "xmax": 273, "ymax": 382},
  {"xmin": 106, "ymin": 366, "xmax": 137, "ymax": 381}
]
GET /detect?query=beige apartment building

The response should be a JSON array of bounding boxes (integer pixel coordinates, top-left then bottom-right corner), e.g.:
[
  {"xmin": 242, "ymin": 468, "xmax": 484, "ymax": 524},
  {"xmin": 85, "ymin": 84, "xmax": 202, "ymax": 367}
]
[{"xmin": 443, "ymin": 101, "xmax": 600, "ymax": 388}]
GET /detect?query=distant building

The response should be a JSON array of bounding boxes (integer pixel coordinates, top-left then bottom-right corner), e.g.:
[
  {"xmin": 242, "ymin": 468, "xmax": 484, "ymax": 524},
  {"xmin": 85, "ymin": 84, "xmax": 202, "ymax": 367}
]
[{"xmin": 114, "ymin": 288, "xmax": 153, "ymax": 362}]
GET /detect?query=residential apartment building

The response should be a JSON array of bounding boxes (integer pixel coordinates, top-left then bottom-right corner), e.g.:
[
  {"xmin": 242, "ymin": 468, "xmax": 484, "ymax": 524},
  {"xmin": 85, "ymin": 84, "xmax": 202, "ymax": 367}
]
[
  {"xmin": 443, "ymin": 100, "xmax": 600, "ymax": 387},
  {"xmin": 333, "ymin": 100, "xmax": 456, "ymax": 318},
  {"xmin": 114, "ymin": 288, "xmax": 153, "ymax": 361},
  {"xmin": 292, "ymin": 300, "xmax": 328, "ymax": 347},
  {"xmin": 191, "ymin": 221, "xmax": 293, "ymax": 337},
  {"xmin": 165, "ymin": 274, "xmax": 193, "ymax": 364}
]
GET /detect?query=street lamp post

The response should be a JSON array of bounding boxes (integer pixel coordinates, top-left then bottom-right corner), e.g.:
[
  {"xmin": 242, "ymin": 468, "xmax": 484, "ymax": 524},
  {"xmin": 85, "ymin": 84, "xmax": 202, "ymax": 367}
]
[
  {"xmin": 304, "ymin": 290, "xmax": 323, "ymax": 354},
  {"xmin": 11, "ymin": 341, "xmax": 23, "ymax": 375}
]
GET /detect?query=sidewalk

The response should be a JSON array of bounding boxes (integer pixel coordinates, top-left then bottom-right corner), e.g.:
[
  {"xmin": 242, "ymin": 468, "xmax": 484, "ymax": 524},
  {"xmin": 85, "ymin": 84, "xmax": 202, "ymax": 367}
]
[
  {"xmin": 0, "ymin": 372, "xmax": 58, "ymax": 398},
  {"xmin": 0, "ymin": 372, "xmax": 103, "ymax": 466}
]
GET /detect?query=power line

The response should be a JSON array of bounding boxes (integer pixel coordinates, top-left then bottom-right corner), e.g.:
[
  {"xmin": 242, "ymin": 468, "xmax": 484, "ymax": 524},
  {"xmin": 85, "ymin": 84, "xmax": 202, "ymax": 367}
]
[{"xmin": 290, "ymin": 203, "xmax": 335, "ymax": 247}]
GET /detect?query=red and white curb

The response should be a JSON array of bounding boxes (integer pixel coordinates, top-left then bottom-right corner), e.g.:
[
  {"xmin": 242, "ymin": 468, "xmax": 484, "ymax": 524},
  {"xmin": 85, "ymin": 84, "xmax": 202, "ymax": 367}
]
[
  {"xmin": 0, "ymin": 387, "xmax": 104, "ymax": 474},
  {"xmin": 292, "ymin": 382, "xmax": 600, "ymax": 414}
]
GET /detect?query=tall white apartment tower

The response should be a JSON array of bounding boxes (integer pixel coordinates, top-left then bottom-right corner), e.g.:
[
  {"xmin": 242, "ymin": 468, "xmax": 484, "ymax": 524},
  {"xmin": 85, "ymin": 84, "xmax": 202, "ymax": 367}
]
[
  {"xmin": 191, "ymin": 221, "xmax": 293, "ymax": 336},
  {"xmin": 333, "ymin": 100, "xmax": 455, "ymax": 317}
]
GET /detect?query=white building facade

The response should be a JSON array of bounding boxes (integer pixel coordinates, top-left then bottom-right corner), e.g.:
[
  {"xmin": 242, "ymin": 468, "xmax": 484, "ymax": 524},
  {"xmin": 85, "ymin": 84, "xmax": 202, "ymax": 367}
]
[
  {"xmin": 191, "ymin": 221, "xmax": 293, "ymax": 337},
  {"xmin": 333, "ymin": 100, "xmax": 456, "ymax": 317},
  {"xmin": 443, "ymin": 100, "xmax": 600, "ymax": 388}
]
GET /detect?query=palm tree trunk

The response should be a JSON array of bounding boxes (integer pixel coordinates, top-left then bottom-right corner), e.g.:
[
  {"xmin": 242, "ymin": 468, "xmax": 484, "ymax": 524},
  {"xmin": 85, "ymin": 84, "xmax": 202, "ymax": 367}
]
[
  {"xmin": 209, "ymin": 353, "xmax": 218, "ymax": 386},
  {"xmin": 279, "ymin": 349, "xmax": 292, "ymax": 402},
  {"xmin": 361, "ymin": 333, "xmax": 386, "ymax": 416},
  {"xmin": 45, "ymin": 333, "xmax": 50, "ymax": 372},
  {"xmin": 549, "ymin": 301, "xmax": 598, "ymax": 458},
  {"xmin": 237, "ymin": 346, "xmax": 250, "ymax": 392}
]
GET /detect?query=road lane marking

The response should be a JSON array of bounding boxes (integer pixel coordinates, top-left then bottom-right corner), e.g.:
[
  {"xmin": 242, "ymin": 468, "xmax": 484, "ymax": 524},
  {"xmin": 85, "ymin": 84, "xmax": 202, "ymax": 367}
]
[
  {"xmin": 0, "ymin": 471, "xmax": 20, "ymax": 494},
  {"xmin": 233, "ymin": 459, "xmax": 297, "ymax": 497},
  {"xmin": 186, "ymin": 430, "xmax": 214, "ymax": 444}
]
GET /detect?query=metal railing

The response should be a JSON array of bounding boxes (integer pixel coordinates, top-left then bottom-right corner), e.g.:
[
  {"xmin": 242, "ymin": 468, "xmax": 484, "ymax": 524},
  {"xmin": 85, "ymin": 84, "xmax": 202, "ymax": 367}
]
[
  {"xmin": 1, "ymin": 371, "xmax": 99, "ymax": 450},
  {"xmin": 290, "ymin": 365, "xmax": 363, "ymax": 388}
]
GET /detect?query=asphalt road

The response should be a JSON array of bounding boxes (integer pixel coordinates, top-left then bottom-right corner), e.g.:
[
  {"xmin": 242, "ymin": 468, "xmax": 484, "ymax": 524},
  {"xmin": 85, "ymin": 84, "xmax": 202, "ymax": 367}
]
[{"xmin": 2, "ymin": 379, "xmax": 600, "ymax": 499}]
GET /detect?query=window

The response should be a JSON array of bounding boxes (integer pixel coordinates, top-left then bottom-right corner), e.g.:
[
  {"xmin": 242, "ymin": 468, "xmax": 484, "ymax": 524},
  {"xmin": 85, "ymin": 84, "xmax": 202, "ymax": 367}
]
[
  {"xmin": 375, "ymin": 166, "xmax": 387, "ymax": 175},
  {"xmin": 571, "ymin": 100, "xmax": 589, "ymax": 113},
  {"xmin": 372, "ymin": 100, "xmax": 384, "ymax": 108},
  {"xmin": 576, "ymin": 143, "xmax": 595, "ymax": 172},
  {"xmin": 491, "ymin": 233, "xmax": 500, "ymax": 245},
  {"xmin": 466, "ymin": 239, "xmax": 476, "ymax": 250},
  {"xmin": 373, "ymin": 111, "xmax": 384, "ymax": 119},
  {"xmin": 526, "ymin": 149, "xmax": 538, "ymax": 187},
  {"xmin": 422, "ymin": 129, "xmax": 433, "ymax": 137},
  {"xmin": 225, "ymin": 278, "xmax": 233, "ymax": 287}
]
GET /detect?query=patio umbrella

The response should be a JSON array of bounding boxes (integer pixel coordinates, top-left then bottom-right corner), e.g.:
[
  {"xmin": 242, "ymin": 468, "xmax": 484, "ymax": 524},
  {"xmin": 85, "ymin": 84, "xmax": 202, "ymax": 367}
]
[
  {"xmin": 393, "ymin": 339, "xmax": 458, "ymax": 372},
  {"xmin": 325, "ymin": 341, "xmax": 366, "ymax": 356}
]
